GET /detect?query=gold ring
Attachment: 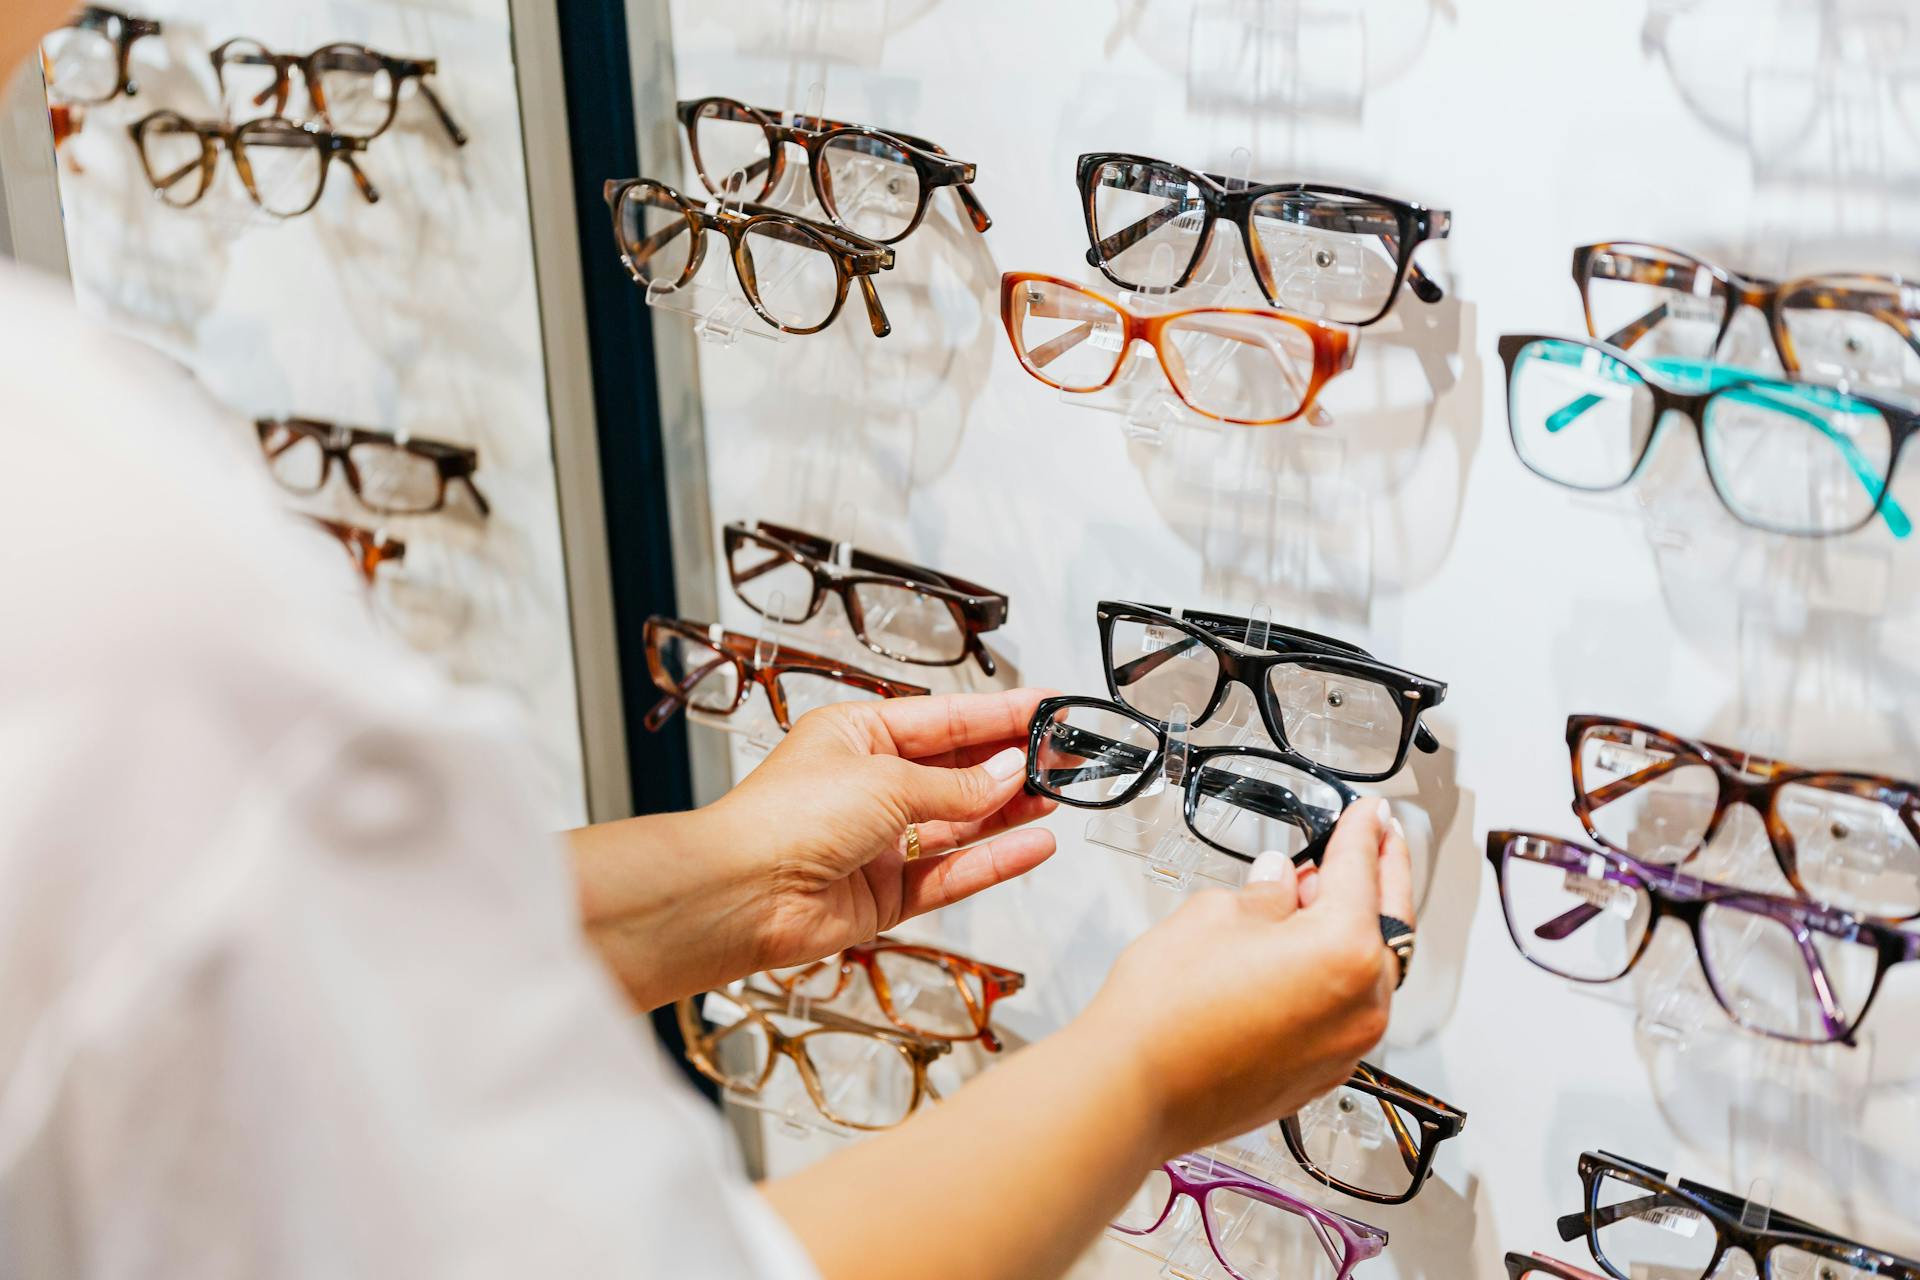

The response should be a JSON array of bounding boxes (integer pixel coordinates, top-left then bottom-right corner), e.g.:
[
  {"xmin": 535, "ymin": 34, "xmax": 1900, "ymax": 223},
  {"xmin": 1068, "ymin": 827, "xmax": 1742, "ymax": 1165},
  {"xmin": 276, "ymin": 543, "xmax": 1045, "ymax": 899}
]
[{"xmin": 903, "ymin": 824, "xmax": 924, "ymax": 861}]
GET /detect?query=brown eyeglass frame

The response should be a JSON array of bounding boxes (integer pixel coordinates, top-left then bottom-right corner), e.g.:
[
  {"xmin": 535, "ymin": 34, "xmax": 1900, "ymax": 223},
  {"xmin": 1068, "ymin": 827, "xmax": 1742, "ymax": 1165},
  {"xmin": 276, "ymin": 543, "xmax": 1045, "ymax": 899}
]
[
  {"xmin": 129, "ymin": 110, "xmax": 378, "ymax": 218},
  {"xmin": 642, "ymin": 616, "xmax": 929, "ymax": 734},
  {"xmin": 256, "ymin": 418, "xmax": 490, "ymax": 518},
  {"xmin": 47, "ymin": 5, "xmax": 161, "ymax": 105},
  {"xmin": 763, "ymin": 937, "xmax": 1025, "ymax": 1052},
  {"xmin": 1567, "ymin": 714, "xmax": 1920, "ymax": 922},
  {"xmin": 675, "ymin": 96, "xmax": 990, "ymax": 245},
  {"xmin": 305, "ymin": 515, "xmax": 405, "ymax": 585},
  {"xmin": 675, "ymin": 984, "xmax": 947, "ymax": 1131},
  {"xmin": 603, "ymin": 176, "xmax": 896, "ymax": 336},
  {"xmin": 209, "ymin": 38, "xmax": 468, "ymax": 147},
  {"xmin": 1572, "ymin": 242, "xmax": 1920, "ymax": 376},
  {"xmin": 1000, "ymin": 271, "xmax": 1357, "ymax": 426},
  {"xmin": 723, "ymin": 520, "xmax": 1008, "ymax": 676},
  {"xmin": 1278, "ymin": 1059, "xmax": 1467, "ymax": 1205}
]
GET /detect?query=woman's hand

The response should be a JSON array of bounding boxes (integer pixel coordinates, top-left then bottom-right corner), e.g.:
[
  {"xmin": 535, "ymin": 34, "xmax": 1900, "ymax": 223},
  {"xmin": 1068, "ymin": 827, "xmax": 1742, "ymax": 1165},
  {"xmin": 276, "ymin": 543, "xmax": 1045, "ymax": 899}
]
[
  {"xmin": 570, "ymin": 690, "xmax": 1057, "ymax": 1010},
  {"xmin": 1074, "ymin": 797, "xmax": 1414, "ymax": 1161}
]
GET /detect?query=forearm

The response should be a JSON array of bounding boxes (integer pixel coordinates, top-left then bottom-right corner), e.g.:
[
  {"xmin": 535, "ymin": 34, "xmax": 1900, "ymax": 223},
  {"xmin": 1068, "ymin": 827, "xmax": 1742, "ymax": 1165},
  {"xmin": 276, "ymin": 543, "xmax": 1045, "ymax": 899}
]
[
  {"xmin": 566, "ymin": 807, "xmax": 765, "ymax": 1010},
  {"xmin": 763, "ymin": 1011, "xmax": 1165, "ymax": 1280}
]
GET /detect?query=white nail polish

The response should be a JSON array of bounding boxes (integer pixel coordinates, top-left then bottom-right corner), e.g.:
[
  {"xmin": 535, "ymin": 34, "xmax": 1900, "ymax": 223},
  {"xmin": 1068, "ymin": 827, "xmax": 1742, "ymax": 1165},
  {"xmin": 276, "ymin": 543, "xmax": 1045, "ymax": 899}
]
[
  {"xmin": 984, "ymin": 746, "xmax": 1026, "ymax": 781},
  {"xmin": 1372, "ymin": 797, "xmax": 1393, "ymax": 825},
  {"xmin": 1246, "ymin": 850, "xmax": 1290, "ymax": 884},
  {"xmin": 1388, "ymin": 816, "xmax": 1407, "ymax": 844}
]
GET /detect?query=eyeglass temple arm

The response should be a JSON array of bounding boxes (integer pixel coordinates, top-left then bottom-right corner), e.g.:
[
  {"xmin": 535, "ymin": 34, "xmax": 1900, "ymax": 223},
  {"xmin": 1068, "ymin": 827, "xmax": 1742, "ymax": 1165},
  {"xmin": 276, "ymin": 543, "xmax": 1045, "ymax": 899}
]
[
  {"xmin": 738, "ymin": 982, "xmax": 950, "ymax": 1049},
  {"xmin": 340, "ymin": 147, "xmax": 381, "ymax": 204},
  {"xmin": 1676, "ymin": 1178, "xmax": 1848, "ymax": 1241},
  {"xmin": 1089, "ymin": 201, "xmax": 1189, "ymax": 267},
  {"xmin": 1032, "ymin": 725, "xmax": 1154, "ymax": 790},
  {"xmin": 643, "ymin": 652, "xmax": 735, "ymax": 731},
  {"xmin": 858, "ymin": 275, "xmax": 892, "ymax": 338},
  {"xmin": 953, "ymin": 180, "xmax": 992, "ymax": 233},
  {"xmin": 415, "ymin": 80, "xmax": 469, "ymax": 147}
]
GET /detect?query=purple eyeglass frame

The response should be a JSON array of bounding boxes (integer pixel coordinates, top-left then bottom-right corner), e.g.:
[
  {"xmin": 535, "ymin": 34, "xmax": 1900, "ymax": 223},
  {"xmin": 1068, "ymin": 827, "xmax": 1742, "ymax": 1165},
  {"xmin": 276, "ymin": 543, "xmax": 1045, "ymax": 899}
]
[
  {"xmin": 1112, "ymin": 1152, "xmax": 1388, "ymax": 1280},
  {"xmin": 1486, "ymin": 830, "xmax": 1920, "ymax": 1046}
]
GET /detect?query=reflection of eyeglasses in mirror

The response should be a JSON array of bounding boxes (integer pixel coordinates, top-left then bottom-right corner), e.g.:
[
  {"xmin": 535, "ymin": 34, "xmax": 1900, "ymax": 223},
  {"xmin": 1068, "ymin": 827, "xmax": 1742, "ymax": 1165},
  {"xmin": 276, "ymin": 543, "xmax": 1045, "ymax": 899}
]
[
  {"xmin": 675, "ymin": 96, "xmax": 988, "ymax": 245},
  {"xmin": 210, "ymin": 38, "xmax": 468, "ymax": 146},
  {"xmin": 41, "ymin": 5, "xmax": 161, "ymax": 106},
  {"xmin": 129, "ymin": 111, "xmax": 379, "ymax": 219},
  {"xmin": 256, "ymin": 419, "xmax": 490, "ymax": 519},
  {"xmin": 304, "ymin": 516, "xmax": 406, "ymax": 586}
]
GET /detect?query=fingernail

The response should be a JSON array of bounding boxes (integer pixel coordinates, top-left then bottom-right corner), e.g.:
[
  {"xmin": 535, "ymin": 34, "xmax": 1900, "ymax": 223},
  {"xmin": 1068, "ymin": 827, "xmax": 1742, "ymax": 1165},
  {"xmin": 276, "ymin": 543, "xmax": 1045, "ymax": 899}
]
[
  {"xmin": 1246, "ymin": 850, "xmax": 1293, "ymax": 884},
  {"xmin": 1372, "ymin": 797, "xmax": 1393, "ymax": 826},
  {"xmin": 984, "ymin": 746, "xmax": 1027, "ymax": 781},
  {"xmin": 1387, "ymin": 816, "xmax": 1406, "ymax": 844}
]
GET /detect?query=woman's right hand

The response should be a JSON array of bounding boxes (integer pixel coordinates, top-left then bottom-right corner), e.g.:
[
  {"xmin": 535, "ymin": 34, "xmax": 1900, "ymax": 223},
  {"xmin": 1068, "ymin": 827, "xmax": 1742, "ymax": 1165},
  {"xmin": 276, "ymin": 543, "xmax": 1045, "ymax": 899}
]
[{"xmin": 1076, "ymin": 797, "xmax": 1413, "ymax": 1163}]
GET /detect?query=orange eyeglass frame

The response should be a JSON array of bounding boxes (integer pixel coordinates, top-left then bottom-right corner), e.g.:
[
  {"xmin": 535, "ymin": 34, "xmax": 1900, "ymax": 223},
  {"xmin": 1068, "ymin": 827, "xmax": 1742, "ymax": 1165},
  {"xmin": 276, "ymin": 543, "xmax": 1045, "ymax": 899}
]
[
  {"xmin": 999, "ymin": 271, "xmax": 1356, "ymax": 426},
  {"xmin": 765, "ymin": 937, "xmax": 1025, "ymax": 1052}
]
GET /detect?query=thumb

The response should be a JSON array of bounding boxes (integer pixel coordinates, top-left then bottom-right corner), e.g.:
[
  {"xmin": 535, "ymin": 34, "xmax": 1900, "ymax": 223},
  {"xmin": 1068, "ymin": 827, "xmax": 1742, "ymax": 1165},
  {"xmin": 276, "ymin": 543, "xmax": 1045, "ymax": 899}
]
[
  {"xmin": 887, "ymin": 745, "xmax": 1030, "ymax": 825},
  {"xmin": 1239, "ymin": 849, "xmax": 1301, "ymax": 921}
]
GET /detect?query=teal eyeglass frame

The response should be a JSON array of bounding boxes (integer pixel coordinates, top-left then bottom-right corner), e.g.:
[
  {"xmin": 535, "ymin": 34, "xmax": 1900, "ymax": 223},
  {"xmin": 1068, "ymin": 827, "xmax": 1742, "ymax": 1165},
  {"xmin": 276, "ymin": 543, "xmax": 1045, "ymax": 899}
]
[{"xmin": 1498, "ymin": 333, "xmax": 1918, "ymax": 539}]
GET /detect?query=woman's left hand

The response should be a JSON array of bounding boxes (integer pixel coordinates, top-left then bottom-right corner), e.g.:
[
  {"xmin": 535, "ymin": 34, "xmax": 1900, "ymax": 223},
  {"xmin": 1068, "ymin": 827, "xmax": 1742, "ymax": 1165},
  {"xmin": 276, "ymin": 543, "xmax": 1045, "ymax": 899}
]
[{"xmin": 571, "ymin": 689, "xmax": 1058, "ymax": 1010}]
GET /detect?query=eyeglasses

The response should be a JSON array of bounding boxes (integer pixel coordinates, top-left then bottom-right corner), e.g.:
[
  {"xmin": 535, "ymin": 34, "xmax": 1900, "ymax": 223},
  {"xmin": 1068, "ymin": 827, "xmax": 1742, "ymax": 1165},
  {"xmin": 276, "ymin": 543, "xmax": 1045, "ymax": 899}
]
[
  {"xmin": 675, "ymin": 984, "xmax": 946, "ymax": 1131},
  {"xmin": 723, "ymin": 520, "xmax": 1008, "ymax": 675},
  {"xmin": 1499, "ymin": 334, "xmax": 1919, "ymax": 539},
  {"xmin": 1572, "ymin": 242, "xmax": 1920, "ymax": 391},
  {"xmin": 1567, "ymin": 715, "xmax": 1920, "ymax": 921},
  {"xmin": 1076, "ymin": 152, "xmax": 1450, "ymax": 327},
  {"xmin": 129, "ymin": 111, "xmax": 378, "ymax": 219},
  {"xmin": 1096, "ymin": 602, "xmax": 1446, "ymax": 783},
  {"xmin": 1280, "ymin": 1060, "xmax": 1466, "ymax": 1205},
  {"xmin": 1027, "ymin": 695, "xmax": 1357, "ymax": 866},
  {"xmin": 256, "ymin": 419, "xmax": 490, "ymax": 518},
  {"xmin": 999, "ymin": 273, "xmax": 1356, "ymax": 426},
  {"xmin": 210, "ymin": 38, "xmax": 469, "ymax": 147},
  {"xmin": 763, "ymin": 937, "xmax": 1024, "ymax": 1052},
  {"xmin": 1558, "ymin": 1149, "xmax": 1920, "ymax": 1280},
  {"xmin": 41, "ymin": 6, "xmax": 160, "ymax": 106},
  {"xmin": 676, "ymin": 97, "xmax": 989, "ymax": 245},
  {"xmin": 1113, "ymin": 1152, "xmax": 1388, "ymax": 1280},
  {"xmin": 1504, "ymin": 1253, "xmax": 1609, "ymax": 1280},
  {"xmin": 1485, "ymin": 830, "xmax": 1920, "ymax": 1045},
  {"xmin": 604, "ymin": 177, "xmax": 896, "ymax": 336},
  {"xmin": 642, "ymin": 616, "xmax": 929, "ymax": 734},
  {"xmin": 305, "ymin": 515, "xmax": 405, "ymax": 586}
]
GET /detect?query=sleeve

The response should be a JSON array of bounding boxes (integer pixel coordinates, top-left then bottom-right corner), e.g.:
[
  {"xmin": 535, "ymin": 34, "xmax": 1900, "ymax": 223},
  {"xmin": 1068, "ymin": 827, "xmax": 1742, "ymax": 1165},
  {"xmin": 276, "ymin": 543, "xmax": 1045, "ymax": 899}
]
[{"xmin": 0, "ymin": 330, "xmax": 820, "ymax": 1279}]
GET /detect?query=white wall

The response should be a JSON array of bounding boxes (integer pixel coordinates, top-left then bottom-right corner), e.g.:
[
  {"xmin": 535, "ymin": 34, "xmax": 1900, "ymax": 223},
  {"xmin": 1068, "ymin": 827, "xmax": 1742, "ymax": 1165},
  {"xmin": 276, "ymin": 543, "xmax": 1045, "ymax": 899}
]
[
  {"xmin": 658, "ymin": 0, "xmax": 1920, "ymax": 1275},
  {"xmin": 50, "ymin": 0, "xmax": 588, "ymax": 827}
]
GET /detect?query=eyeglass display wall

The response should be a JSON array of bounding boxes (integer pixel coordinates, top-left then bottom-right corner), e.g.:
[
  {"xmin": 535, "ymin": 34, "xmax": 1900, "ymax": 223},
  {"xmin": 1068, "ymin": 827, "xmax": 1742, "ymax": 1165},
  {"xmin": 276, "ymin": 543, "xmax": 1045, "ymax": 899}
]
[
  {"xmin": 32, "ymin": 0, "xmax": 603, "ymax": 826},
  {"xmin": 637, "ymin": 0, "xmax": 1920, "ymax": 1276}
]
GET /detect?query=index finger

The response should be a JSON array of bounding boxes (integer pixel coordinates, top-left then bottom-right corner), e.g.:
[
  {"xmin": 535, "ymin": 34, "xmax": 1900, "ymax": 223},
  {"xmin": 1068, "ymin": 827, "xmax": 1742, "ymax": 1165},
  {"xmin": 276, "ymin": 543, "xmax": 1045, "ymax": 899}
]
[
  {"xmin": 869, "ymin": 689, "xmax": 1057, "ymax": 761},
  {"xmin": 1305, "ymin": 797, "xmax": 1386, "ymax": 923}
]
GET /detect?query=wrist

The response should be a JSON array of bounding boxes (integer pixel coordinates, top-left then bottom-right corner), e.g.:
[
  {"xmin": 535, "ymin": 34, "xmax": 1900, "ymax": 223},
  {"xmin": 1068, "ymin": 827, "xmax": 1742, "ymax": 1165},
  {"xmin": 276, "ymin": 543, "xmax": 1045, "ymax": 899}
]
[{"xmin": 1061, "ymin": 992, "xmax": 1177, "ymax": 1168}]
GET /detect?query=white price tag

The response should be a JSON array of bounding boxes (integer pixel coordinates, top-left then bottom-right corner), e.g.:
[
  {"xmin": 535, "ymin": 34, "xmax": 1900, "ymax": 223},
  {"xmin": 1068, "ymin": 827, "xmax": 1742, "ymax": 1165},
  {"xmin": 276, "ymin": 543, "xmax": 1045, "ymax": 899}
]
[
  {"xmin": 1087, "ymin": 321, "xmax": 1125, "ymax": 353},
  {"xmin": 1637, "ymin": 1206, "xmax": 1703, "ymax": 1239},
  {"xmin": 1563, "ymin": 869, "xmax": 1637, "ymax": 918}
]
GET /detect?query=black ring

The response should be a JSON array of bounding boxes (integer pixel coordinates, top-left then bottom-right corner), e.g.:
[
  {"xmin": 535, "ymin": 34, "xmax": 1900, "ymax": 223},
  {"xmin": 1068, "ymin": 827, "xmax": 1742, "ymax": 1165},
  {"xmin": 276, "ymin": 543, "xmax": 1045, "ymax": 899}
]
[{"xmin": 1379, "ymin": 914, "xmax": 1415, "ymax": 991}]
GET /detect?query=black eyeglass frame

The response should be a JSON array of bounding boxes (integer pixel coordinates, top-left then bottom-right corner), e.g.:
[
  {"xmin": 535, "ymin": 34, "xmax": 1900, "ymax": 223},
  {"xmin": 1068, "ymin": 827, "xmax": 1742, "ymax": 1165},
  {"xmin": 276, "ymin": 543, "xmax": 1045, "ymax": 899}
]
[
  {"xmin": 1075, "ymin": 151, "xmax": 1451, "ymax": 326},
  {"xmin": 1096, "ymin": 601, "xmax": 1447, "ymax": 784},
  {"xmin": 1025, "ymin": 694, "xmax": 1359, "ymax": 867},
  {"xmin": 1558, "ymin": 1149, "xmax": 1920, "ymax": 1280}
]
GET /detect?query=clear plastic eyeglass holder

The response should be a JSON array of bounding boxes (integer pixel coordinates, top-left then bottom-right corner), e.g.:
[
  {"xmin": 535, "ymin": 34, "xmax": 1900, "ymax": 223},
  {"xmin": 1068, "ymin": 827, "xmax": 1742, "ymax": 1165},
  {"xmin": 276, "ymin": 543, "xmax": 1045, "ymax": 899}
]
[
  {"xmin": 1056, "ymin": 148, "xmax": 1347, "ymax": 448},
  {"xmin": 700, "ymin": 985, "xmax": 864, "ymax": 1144}
]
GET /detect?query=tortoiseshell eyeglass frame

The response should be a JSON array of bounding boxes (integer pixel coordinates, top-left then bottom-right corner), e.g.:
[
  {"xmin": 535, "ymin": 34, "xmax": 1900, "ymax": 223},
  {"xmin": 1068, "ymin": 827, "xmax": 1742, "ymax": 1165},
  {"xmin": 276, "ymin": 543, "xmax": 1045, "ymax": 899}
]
[
  {"xmin": 1571, "ymin": 242, "xmax": 1920, "ymax": 378},
  {"xmin": 1566, "ymin": 714, "xmax": 1920, "ymax": 922},
  {"xmin": 1075, "ymin": 151, "xmax": 1450, "ymax": 326},
  {"xmin": 1277, "ymin": 1059, "xmax": 1467, "ymax": 1205},
  {"xmin": 603, "ymin": 177, "xmax": 896, "ymax": 336},
  {"xmin": 723, "ymin": 520, "xmax": 1007, "ymax": 675},
  {"xmin": 47, "ymin": 5, "xmax": 161, "ymax": 105},
  {"xmin": 1497, "ymin": 332, "xmax": 1920, "ymax": 538},
  {"xmin": 1557, "ymin": 1149, "xmax": 1920, "ymax": 1280},
  {"xmin": 305, "ymin": 515, "xmax": 405, "ymax": 586},
  {"xmin": 1096, "ymin": 601, "xmax": 1447, "ymax": 784},
  {"xmin": 763, "ymin": 936, "xmax": 1025, "ymax": 1052},
  {"xmin": 1485, "ymin": 830, "xmax": 1920, "ymax": 1046},
  {"xmin": 209, "ymin": 38, "xmax": 469, "ymax": 146},
  {"xmin": 675, "ymin": 983, "xmax": 947, "ymax": 1131},
  {"xmin": 129, "ymin": 110, "xmax": 378, "ymax": 218},
  {"xmin": 999, "ymin": 272, "xmax": 1357, "ymax": 426},
  {"xmin": 256, "ymin": 418, "xmax": 490, "ymax": 518},
  {"xmin": 642, "ymin": 615, "xmax": 930, "ymax": 734},
  {"xmin": 676, "ymin": 97, "xmax": 990, "ymax": 244},
  {"xmin": 1504, "ymin": 1253, "xmax": 1609, "ymax": 1280}
]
